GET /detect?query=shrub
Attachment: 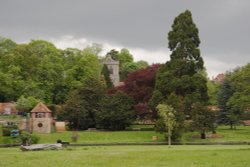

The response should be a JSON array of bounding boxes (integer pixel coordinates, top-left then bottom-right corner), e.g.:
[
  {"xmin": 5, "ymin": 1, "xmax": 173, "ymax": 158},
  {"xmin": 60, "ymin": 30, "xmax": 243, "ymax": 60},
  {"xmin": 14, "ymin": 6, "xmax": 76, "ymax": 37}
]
[{"xmin": 19, "ymin": 131, "xmax": 40, "ymax": 145}]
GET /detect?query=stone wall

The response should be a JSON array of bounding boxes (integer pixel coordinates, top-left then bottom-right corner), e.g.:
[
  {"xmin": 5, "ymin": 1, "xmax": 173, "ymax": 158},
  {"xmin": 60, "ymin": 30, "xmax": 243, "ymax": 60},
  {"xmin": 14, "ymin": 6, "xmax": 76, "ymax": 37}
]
[{"xmin": 31, "ymin": 118, "xmax": 52, "ymax": 133}]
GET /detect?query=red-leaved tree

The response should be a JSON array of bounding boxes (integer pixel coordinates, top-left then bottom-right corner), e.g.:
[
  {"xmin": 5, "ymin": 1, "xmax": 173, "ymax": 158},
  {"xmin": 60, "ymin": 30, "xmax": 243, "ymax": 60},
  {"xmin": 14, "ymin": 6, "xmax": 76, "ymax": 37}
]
[{"xmin": 109, "ymin": 64, "xmax": 161, "ymax": 121}]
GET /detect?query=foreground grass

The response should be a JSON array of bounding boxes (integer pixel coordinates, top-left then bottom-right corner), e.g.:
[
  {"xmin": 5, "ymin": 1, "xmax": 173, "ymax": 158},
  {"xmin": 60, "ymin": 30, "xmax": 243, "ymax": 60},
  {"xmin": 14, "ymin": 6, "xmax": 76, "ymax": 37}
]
[{"xmin": 1, "ymin": 145, "xmax": 250, "ymax": 167}]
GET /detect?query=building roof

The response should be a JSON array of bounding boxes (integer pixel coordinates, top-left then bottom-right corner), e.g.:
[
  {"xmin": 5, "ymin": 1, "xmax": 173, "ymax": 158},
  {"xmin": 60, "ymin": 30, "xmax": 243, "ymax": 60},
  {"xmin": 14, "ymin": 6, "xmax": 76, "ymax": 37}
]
[
  {"xmin": 102, "ymin": 55, "xmax": 119, "ymax": 65},
  {"xmin": 212, "ymin": 73, "xmax": 225, "ymax": 83},
  {"xmin": 31, "ymin": 102, "xmax": 51, "ymax": 113}
]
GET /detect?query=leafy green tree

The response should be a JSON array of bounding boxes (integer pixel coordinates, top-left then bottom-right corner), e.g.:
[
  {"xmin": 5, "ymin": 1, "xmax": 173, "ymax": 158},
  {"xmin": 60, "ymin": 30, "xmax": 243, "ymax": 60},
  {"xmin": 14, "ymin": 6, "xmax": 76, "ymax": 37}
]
[
  {"xmin": 135, "ymin": 60, "xmax": 148, "ymax": 69},
  {"xmin": 37, "ymin": 53, "xmax": 64, "ymax": 103},
  {"xmin": 111, "ymin": 48, "xmax": 133, "ymax": 64},
  {"xmin": 16, "ymin": 96, "xmax": 42, "ymax": 113},
  {"xmin": 60, "ymin": 77, "xmax": 105, "ymax": 130},
  {"xmin": 228, "ymin": 64, "xmax": 250, "ymax": 113},
  {"xmin": 120, "ymin": 62, "xmax": 139, "ymax": 80},
  {"xmin": 120, "ymin": 61, "xmax": 149, "ymax": 81},
  {"xmin": 226, "ymin": 64, "xmax": 250, "ymax": 128},
  {"xmin": 151, "ymin": 10, "xmax": 208, "ymax": 139},
  {"xmin": 101, "ymin": 64, "xmax": 113, "ymax": 88},
  {"xmin": 96, "ymin": 92, "xmax": 134, "ymax": 130},
  {"xmin": 156, "ymin": 104, "xmax": 176, "ymax": 146},
  {"xmin": 0, "ymin": 37, "xmax": 17, "ymax": 57},
  {"xmin": 191, "ymin": 103, "xmax": 216, "ymax": 139},
  {"xmin": 207, "ymin": 80, "xmax": 220, "ymax": 105},
  {"xmin": 0, "ymin": 37, "xmax": 104, "ymax": 104},
  {"xmin": 107, "ymin": 49, "xmax": 119, "ymax": 61},
  {"xmin": 65, "ymin": 49, "xmax": 101, "ymax": 88},
  {"xmin": 83, "ymin": 43, "xmax": 103, "ymax": 56},
  {"xmin": 217, "ymin": 76, "xmax": 234, "ymax": 125}
]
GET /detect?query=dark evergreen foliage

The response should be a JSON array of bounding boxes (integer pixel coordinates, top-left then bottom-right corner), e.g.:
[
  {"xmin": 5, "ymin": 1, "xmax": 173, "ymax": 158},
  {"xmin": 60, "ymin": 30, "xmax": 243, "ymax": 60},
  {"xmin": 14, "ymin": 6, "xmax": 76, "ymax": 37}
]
[
  {"xmin": 101, "ymin": 64, "xmax": 113, "ymax": 88},
  {"xmin": 150, "ymin": 10, "xmax": 209, "ymax": 140},
  {"xmin": 60, "ymin": 78, "xmax": 105, "ymax": 130},
  {"xmin": 191, "ymin": 103, "xmax": 216, "ymax": 139},
  {"xmin": 96, "ymin": 92, "xmax": 135, "ymax": 130},
  {"xmin": 217, "ymin": 78, "xmax": 234, "ymax": 124}
]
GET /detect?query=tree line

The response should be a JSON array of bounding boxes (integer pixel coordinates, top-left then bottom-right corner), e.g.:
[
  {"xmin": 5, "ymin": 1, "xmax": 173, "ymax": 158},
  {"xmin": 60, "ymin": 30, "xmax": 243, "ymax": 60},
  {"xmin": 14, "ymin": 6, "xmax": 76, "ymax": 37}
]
[
  {"xmin": 1, "ymin": 10, "xmax": 249, "ymax": 139},
  {"xmin": 0, "ymin": 38, "xmax": 147, "ymax": 105},
  {"xmin": 215, "ymin": 64, "xmax": 250, "ymax": 129}
]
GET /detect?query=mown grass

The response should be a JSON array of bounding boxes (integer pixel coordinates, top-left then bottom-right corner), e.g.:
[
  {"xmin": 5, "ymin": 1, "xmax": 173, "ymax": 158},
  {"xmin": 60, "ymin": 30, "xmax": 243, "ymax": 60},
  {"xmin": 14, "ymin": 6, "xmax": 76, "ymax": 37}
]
[
  {"xmin": 37, "ymin": 131, "xmax": 165, "ymax": 143},
  {"xmin": 1, "ymin": 125, "xmax": 250, "ymax": 144},
  {"xmin": 31, "ymin": 125, "xmax": 250, "ymax": 144},
  {"xmin": 182, "ymin": 125, "xmax": 250, "ymax": 142},
  {"xmin": 1, "ymin": 145, "xmax": 250, "ymax": 167}
]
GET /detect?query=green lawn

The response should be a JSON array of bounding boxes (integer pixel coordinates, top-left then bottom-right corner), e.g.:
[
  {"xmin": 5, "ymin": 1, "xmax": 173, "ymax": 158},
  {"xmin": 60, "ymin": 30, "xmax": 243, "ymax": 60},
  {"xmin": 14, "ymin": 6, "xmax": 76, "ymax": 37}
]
[
  {"xmin": 182, "ymin": 125, "xmax": 250, "ymax": 142},
  {"xmin": 37, "ymin": 131, "xmax": 165, "ymax": 143},
  {"xmin": 30, "ymin": 125, "xmax": 250, "ymax": 144},
  {"xmin": 1, "ymin": 145, "xmax": 250, "ymax": 167},
  {"xmin": 1, "ymin": 125, "xmax": 250, "ymax": 144},
  {"xmin": 0, "ymin": 129, "xmax": 165, "ymax": 144}
]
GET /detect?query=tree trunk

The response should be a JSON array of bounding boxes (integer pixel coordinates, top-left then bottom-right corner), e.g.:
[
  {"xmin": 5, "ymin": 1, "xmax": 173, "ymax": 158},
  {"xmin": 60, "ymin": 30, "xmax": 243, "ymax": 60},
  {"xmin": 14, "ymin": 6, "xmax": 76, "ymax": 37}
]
[
  {"xmin": 168, "ymin": 128, "xmax": 171, "ymax": 148},
  {"xmin": 230, "ymin": 121, "xmax": 233, "ymax": 130},
  {"xmin": 201, "ymin": 132, "xmax": 206, "ymax": 139}
]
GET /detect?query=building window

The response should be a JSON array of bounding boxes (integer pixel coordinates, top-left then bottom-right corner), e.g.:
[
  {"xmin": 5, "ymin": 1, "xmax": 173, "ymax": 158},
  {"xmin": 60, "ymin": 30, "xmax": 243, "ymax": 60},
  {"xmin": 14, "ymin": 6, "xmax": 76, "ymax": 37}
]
[
  {"xmin": 35, "ymin": 113, "xmax": 45, "ymax": 118},
  {"xmin": 38, "ymin": 123, "xmax": 43, "ymax": 128}
]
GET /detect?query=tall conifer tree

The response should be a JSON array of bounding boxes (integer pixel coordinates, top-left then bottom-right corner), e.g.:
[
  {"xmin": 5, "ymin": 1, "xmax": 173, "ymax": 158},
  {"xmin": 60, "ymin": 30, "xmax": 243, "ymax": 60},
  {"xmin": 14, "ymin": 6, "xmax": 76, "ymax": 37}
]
[{"xmin": 151, "ymin": 10, "xmax": 208, "ymax": 140}]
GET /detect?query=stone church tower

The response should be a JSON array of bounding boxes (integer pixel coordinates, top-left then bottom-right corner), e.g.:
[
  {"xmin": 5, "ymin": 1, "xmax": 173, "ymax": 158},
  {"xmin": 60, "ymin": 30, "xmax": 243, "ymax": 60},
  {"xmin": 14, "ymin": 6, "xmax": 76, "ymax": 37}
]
[
  {"xmin": 30, "ymin": 102, "xmax": 53, "ymax": 133},
  {"xmin": 102, "ymin": 55, "xmax": 120, "ymax": 86}
]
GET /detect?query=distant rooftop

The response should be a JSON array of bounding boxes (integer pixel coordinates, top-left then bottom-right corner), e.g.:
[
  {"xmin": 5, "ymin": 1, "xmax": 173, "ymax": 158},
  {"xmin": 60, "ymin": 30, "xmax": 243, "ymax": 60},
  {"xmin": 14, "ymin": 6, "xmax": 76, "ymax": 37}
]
[
  {"xmin": 31, "ymin": 102, "xmax": 51, "ymax": 113},
  {"xmin": 212, "ymin": 73, "xmax": 225, "ymax": 83}
]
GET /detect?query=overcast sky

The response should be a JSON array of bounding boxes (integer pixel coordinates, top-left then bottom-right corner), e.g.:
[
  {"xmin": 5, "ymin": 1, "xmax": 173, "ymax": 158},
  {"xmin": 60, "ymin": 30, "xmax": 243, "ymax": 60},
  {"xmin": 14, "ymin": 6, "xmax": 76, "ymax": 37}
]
[{"xmin": 0, "ymin": 0, "xmax": 249, "ymax": 78}]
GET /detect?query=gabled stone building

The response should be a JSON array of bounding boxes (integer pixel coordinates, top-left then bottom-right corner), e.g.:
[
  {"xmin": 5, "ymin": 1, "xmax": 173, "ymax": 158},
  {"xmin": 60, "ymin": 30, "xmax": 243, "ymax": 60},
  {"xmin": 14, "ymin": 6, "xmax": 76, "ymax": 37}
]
[{"xmin": 30, "ymin": 102, "xmax": 53, "ymax": 133}]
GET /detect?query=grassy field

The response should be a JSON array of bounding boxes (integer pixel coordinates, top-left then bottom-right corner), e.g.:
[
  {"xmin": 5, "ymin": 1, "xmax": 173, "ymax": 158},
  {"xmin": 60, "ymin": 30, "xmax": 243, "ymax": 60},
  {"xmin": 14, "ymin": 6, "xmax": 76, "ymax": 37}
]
[
  {"xmin": 27, "ymin": 125, "xmax": 250, "ymax": 144},
  {"xmin": 0, "ymin": 145, "xmax": 250, "ymax": 167},
  {"xmin": 182, "ymin": 125, "xmax": 250, "ymax": 142},
  {"xmin": 0, "ymin": 129, "xmax": 165, "ymax": 144},
  {"xmin": 37, "ymin": 131, "xmax": 165, "ymax": 143},
  {"xmin": 1, "ymin": 125, "xmax": 250, "ymax": 144}
]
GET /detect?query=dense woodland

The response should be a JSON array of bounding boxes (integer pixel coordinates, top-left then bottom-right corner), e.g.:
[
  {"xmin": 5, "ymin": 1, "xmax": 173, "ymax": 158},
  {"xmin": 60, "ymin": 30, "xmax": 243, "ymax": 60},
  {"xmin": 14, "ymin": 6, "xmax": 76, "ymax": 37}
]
[
  {"xmin": 0, "ymin": 38, "xmax": 148, "ymax": 104},
  {"xmin": 0, "ymin": 10, "xmax": 250, "ymax": 139}
]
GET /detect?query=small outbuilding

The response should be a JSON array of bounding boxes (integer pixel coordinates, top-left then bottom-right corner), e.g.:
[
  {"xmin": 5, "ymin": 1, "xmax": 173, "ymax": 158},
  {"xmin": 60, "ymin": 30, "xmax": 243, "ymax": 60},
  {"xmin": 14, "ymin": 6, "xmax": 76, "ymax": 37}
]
[
  {"xmin": 0, "ymin": 103, "xmax": 18, "ymax": 115},
  {"xmin": 30, "ymin": 102, "xmax": 53, "ymax": 133}
]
